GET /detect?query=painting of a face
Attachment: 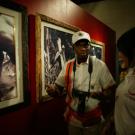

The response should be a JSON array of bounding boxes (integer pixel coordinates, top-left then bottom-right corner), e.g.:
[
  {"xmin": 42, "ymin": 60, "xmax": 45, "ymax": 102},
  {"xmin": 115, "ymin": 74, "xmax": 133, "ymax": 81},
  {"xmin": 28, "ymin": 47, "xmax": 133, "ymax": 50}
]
[
  {"xmin": 0, "ymin": 59, "xmax": 16, "ymax": 101},
  {"xmin": 0, "ymin": 14, "xmax": 16, "ymax": 101},
  {"xmin": 0, "ymin": 1, "xmax": 28, "ymax": 109}
]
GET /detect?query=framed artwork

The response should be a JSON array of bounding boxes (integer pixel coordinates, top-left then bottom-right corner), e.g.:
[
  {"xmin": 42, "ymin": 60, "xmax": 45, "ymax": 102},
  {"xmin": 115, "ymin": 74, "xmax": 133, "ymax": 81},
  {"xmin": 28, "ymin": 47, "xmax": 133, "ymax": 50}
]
[
  {"xmin": 90, "ymin": 39, "xmax": 105, "ymax": 61},
  {"xmin": 36, "ymin": 14, "xmax": 79, "ymax": 102},
  {"xmin": 0, "ymin": 1, "xmax": 29, "ymax": 112}
]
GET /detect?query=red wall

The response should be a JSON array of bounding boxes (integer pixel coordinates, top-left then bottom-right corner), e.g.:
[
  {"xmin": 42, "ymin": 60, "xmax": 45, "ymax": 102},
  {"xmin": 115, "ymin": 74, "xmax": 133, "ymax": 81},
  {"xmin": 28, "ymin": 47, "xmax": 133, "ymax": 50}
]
[
  {"xmin": 0, "ymin": 0, "xmax": 116, "ymax": 135},
  {"xmin": 14, "ymin": 0, "xmax": 116, "ymax": 75}
]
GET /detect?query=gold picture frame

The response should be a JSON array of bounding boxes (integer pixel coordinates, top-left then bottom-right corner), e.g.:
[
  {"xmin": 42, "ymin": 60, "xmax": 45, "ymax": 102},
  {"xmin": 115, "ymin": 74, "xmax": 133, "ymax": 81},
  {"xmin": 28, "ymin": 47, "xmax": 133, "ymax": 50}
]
[{"xmin": 35, "ymin": 14, "xmax": 79, "ymax": 102}]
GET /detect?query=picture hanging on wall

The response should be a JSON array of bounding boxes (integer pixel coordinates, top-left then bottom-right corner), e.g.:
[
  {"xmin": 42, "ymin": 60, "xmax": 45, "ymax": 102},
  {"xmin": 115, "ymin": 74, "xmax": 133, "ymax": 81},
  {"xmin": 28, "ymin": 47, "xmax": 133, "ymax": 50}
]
[
  {"xmin": 0, "ymin": 1, "xmax": 29, "ymax": 112},
  {"xmin": 90, "ymin": 39, "xmax": 105, "ymax": 61},
  {"xmin": 35, "ymin": 14, "xmax": 79, "ymax": 102}
]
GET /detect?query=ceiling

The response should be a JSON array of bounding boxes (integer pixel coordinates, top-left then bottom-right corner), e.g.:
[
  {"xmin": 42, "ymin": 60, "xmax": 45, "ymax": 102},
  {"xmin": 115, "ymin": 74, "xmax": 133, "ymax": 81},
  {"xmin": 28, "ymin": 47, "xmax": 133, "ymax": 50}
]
[{"xmin": 71, "ymin": 0, "xmax": 103, "ymax": 4}]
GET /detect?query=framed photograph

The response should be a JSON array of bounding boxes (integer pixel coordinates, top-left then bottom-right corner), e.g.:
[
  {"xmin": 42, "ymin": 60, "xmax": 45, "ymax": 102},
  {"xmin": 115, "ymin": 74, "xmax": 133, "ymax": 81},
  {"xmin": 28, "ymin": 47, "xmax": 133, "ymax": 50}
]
[
  {"xmin": 36, "ymin": 14, "xmax": 79, "ymax": 102},
  {"xmin": 0, "ymin": 1, "xmax": 28, "ymax": 112},
  {"xmin": 90, "ymin": 39, "xmax": 105, "ymax": 61}
]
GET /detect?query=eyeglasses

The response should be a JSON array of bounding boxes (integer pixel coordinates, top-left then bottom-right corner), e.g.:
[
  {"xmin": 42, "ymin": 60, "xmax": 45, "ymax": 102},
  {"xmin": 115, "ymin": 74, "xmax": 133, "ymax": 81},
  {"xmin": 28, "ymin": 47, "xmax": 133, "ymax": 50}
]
[{"xmin": 75, "ymin": 43, "xmax": 90, "ymax": 48}]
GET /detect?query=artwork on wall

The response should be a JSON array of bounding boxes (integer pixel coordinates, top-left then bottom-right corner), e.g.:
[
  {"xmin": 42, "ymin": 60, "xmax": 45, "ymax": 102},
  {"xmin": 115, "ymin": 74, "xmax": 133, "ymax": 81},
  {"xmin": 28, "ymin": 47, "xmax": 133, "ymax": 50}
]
[
  {"xmin": 35, "ymin": 14, "xmax": 79, "ymax": 102},
  {"xmin": 0, "ymin": 1, "xmax": 28, "ymax": 112},
  {"xmin": 90, "ymin": 39, "xmax": 105, "ymax": 61}
]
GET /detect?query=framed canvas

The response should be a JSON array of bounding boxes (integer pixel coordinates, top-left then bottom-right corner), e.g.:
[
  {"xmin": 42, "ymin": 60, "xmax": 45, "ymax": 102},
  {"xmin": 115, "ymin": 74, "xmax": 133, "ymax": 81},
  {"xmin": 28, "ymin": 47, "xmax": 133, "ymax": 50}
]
[
  {"xmin": 36, "ymin": 14, "xmax": 79, "ymax": 102},
  {"xmin": 90, "ymin": 39, "xmax": 105, "ymax": 61},
  {"xmin": 0, "ymin": 1, "xmax": 29, "ymax": 112}
]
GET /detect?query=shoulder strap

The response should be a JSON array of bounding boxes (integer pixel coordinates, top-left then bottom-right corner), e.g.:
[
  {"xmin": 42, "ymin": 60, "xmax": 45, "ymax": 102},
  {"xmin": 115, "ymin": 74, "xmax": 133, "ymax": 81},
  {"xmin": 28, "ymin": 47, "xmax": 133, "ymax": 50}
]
[
  {"xmin": 88, "ymin": 56, "xmax": 93, "ymax": 74},
  {"xmin": 65, "ymin": 60, "xmax": 75, "ymax": 92}
]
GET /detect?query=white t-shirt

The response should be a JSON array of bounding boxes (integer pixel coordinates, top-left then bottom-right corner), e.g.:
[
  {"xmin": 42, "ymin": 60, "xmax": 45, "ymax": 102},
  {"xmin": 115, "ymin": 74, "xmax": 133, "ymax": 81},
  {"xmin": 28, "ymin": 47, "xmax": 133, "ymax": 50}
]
[
  {"xmin": 55, "ymin": 56, "xmax": 115, "ymax": 111},
  {"xmin": 56, "ymin": 56, "xmax": 115, "ymax": 89},
  {"xmin": 115, "ymin": 67, "xmax": 135, "ymax": 135}
]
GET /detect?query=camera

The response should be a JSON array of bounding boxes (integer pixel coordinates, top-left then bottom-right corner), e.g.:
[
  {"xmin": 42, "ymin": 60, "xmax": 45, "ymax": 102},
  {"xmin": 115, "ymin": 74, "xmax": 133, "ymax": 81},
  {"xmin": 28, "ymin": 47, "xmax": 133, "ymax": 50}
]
[{"xmin": 72, "ymin": 89, "xmax": 90, "ymax": 113}]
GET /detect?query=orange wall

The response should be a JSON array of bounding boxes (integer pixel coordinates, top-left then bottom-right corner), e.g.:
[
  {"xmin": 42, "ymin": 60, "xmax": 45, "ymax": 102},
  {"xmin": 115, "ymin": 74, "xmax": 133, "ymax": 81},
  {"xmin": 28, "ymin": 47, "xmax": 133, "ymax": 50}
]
[{"xmin": 0, "ymin": 0, "xmax": 116, "ymax": 135}]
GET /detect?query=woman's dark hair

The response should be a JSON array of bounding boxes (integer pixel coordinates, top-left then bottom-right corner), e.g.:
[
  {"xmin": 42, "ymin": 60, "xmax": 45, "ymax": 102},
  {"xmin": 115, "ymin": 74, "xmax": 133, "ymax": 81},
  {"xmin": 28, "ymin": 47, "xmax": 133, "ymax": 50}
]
[{"xmin": 117, "ymin": 27, "xmax": 135, "ymax": 65}]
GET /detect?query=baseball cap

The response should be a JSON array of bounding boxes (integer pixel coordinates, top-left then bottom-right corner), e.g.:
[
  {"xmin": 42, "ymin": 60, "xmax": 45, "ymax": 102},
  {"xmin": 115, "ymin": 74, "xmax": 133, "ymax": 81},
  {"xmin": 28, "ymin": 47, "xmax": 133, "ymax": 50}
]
[{"xmin": 72, "ymin": 31, "xmax": 91, "ymax": 45}]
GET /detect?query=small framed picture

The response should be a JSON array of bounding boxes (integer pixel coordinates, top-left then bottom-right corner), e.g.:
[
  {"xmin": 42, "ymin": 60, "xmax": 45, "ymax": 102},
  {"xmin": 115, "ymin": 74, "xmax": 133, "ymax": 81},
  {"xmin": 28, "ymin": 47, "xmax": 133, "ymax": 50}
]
[{"xmin": 90, "ymin": 39, "xmax": 105, "ymax": 61}]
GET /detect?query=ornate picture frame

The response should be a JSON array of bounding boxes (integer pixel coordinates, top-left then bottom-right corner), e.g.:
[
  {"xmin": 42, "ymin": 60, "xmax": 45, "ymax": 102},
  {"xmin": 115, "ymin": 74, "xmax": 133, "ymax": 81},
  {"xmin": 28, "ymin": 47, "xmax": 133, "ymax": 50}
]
[
  {"xmin": 0, "ymin": 1, "xmax": 29, "ymax": 112},
  {"xmin": 35, "ymin": 14, "xmax": 79, "ymax": 102}
]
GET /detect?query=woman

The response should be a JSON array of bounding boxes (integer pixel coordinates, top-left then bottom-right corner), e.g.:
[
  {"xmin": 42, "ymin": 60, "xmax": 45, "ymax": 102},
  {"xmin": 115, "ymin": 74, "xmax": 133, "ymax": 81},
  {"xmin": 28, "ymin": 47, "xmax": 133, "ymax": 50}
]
[{"xmin": 115, "ymin": 27, "xmax": 135, "ymax": 135}]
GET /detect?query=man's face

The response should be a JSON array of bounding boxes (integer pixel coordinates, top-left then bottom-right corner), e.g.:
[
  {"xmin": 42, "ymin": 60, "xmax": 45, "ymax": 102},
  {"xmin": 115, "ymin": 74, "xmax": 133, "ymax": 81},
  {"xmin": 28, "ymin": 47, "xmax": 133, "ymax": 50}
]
[
  {"xmin": 73, "ymin": 40, "xmax": 90, "ymax": 63},
  {"xmin": 118, "ymin": 51, "xmax": 129, "ymax": 69}
]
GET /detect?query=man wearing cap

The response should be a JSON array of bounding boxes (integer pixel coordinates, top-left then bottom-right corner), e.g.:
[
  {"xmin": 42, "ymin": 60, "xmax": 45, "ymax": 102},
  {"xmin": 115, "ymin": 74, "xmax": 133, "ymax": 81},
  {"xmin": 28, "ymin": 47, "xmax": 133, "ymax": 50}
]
[{"xmin": 47, "ymin": 31, "xmax": 116, "ymax": 135}]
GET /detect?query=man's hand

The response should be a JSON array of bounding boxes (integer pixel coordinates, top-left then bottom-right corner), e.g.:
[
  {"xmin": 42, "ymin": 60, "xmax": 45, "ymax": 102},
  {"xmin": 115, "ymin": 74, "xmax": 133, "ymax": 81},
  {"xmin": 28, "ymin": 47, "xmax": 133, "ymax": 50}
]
[
  {"xmin": 46, "ymin": 84, "xmax": 56, "ymax": 96},
  {"xmin": 46, "ymin": 84, "xmax": 64, "ymax": 97}
]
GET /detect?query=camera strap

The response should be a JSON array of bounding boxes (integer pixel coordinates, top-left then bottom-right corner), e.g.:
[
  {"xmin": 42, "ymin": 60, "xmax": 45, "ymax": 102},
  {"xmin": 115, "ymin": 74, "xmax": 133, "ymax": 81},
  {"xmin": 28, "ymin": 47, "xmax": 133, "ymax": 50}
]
[{"xmin": 72, "ymin": 55, "xmax": 93, "ymax": 97}]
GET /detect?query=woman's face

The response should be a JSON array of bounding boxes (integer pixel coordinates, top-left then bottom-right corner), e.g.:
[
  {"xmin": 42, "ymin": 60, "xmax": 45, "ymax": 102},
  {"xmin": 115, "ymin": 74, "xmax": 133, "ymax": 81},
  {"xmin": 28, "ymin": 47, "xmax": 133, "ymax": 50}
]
[{"xmin": 118, "ymin": 51, "xmax": 129, "ymax": 69}]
